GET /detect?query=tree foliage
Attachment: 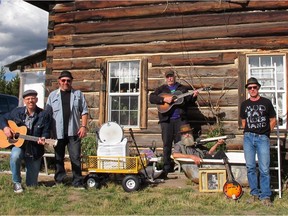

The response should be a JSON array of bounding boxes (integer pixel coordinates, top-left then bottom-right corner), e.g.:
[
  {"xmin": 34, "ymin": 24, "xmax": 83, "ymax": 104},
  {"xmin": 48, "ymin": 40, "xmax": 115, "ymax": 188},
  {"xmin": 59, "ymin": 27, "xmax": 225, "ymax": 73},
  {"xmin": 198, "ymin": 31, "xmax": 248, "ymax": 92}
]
[{"xmin": 0, "ymin": 66, "xmax": 20, "ymax": 97}]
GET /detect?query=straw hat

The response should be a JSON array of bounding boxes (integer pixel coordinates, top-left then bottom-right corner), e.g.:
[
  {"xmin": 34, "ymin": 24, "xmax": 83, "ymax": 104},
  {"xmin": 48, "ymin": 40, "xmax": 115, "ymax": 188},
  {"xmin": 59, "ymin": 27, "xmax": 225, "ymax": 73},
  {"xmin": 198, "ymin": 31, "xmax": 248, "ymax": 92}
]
[{"xmin": 179, "ymin": 124, "xmax": 193, "ymax": 134}]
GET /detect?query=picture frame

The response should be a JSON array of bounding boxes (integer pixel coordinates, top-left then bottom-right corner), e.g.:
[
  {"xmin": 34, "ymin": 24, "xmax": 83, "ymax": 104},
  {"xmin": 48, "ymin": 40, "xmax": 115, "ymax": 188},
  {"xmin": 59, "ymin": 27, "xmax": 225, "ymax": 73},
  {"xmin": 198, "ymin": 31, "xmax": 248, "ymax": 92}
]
[{"xmin": 199, "ymin": 168, "xmax": 227, "ymax": 192}]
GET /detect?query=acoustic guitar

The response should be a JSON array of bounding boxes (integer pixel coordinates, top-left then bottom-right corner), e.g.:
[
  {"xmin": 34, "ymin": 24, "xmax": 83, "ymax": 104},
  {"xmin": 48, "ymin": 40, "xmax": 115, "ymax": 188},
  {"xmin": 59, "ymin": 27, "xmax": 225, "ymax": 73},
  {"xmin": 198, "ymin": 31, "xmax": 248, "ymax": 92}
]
[
  {"xmin": 223, "ymin": 157, "xmax": 243, "ymax": 200},
  {"xmin": 156, "ymin": 87, "xmax": 210, "ymax": 113},
  {"xmin": 0, "ymin": 120, "xmax": 57, "ymax": 149}
]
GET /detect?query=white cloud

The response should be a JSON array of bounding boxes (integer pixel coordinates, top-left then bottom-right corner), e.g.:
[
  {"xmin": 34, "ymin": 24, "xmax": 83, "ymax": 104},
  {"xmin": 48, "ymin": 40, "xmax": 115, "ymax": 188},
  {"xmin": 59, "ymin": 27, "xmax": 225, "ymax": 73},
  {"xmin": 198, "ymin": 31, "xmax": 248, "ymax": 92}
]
[{"xmin": 0, "ymin": 0, "xmax": 48, "ymax": 73}]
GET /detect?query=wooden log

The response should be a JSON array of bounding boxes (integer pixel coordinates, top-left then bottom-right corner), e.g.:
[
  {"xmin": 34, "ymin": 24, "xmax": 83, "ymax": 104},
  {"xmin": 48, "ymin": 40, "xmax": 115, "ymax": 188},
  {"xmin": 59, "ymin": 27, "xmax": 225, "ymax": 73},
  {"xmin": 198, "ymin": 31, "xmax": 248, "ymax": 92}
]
[
  {"xmin": 50, "ymin": 36, "xmax": 288, "ymax": 59},
  {"xmin": 84, "ymin": 93, "xmax": 99, "ymax": 108},
  {"xmin": 148, "ymin": 77, "xmax": 238, "ymax": 90},
  {"xmin": 53, "ymin": 10, "xmax": 288, "ymax": 34},
  {"xmin": 148, "ymin": 89, "xmax": 239, "ymax": 106},
  {"xmin": 46, "ymin": 69, "xmax": 100, "ymax": 81},
  {"xmin": 148, "ymin": 106, "xmax": 240, "ymax": 122},
  {"xmin": 52, "ymin": 58, "xmax": 97, "ymax": 70},
  {"xmin": 148, "ymin": 52, "xmax": 237, "ymax": 67},
  {"xmin": 52, "ymin": 1, "xmax": 288, "ymax": 23},
  {"xmin": 54, "ymin": 1, "xmax": 170, "ymax": 13},
  {"xmin": 52, "ymin": 21, "xmax": 288, "ymax": 47},
  {"xmin": 148, "ymin": 66, "xmax": 238, "ymax": 79},
  {"xmin": 56, "ymin": 80, "xmax": 99, "ymax": 92}
]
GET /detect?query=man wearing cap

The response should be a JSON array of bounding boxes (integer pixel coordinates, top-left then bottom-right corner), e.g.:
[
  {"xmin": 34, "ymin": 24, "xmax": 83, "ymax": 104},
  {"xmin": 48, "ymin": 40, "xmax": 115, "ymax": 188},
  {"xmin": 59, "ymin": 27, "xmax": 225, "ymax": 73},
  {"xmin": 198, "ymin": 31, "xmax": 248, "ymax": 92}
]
[
  {"xmin": 173, "ymin": 124, "xmax": 226, "ymax": 165},
  {"xmin": 240, "ymin": 77, "xmax": 276, "ymax": 206},
  {"xmin": 46, "ymin": 70, "xmax": 88, "ymax": 188},
  {"xmin": 0, "ymin": 90, "xmax": 51, "ymax": 193},
  {"xmin": 149, "ymin": 70, "xmax": 198, "ymax": 178}
]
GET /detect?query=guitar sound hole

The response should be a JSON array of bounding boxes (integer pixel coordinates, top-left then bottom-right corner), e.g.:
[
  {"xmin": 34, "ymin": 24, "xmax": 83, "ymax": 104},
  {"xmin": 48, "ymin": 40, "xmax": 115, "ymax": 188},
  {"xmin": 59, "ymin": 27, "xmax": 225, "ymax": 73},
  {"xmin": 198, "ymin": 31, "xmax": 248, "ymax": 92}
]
[
  {"xmin": 8, "ymin": 138, "xmax": 17, "ymax": 143},
  {"xmin": 14, "ymin": 133, "xmax": 20, "ymax": 139}
]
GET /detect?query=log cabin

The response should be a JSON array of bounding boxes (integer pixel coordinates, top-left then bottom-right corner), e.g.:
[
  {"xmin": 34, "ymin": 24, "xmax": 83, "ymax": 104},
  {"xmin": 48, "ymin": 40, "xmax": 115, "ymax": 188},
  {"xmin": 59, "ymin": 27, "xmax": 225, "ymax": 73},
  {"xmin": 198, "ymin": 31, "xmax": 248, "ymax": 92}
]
[{"xmin": 11, "ymin": 0, "xmax": 287, "ymax": 170}]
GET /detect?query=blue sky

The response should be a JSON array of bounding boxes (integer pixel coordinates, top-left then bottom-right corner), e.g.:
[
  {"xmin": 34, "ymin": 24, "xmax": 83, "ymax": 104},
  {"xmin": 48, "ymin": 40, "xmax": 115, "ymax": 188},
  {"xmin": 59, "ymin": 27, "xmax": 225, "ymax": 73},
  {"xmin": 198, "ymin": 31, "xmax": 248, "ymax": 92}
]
[{"xmin": 0, "ymin": 0, "xmax": 48, "ymax": 80}]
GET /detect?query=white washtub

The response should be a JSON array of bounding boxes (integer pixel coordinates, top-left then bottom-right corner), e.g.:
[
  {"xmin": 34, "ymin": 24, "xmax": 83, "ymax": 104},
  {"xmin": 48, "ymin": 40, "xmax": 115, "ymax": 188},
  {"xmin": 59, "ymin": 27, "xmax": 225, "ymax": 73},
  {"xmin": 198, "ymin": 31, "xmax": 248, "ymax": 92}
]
[{"xmin": 175, "ymin": 151, "xmax": 255, "ymax": 186}]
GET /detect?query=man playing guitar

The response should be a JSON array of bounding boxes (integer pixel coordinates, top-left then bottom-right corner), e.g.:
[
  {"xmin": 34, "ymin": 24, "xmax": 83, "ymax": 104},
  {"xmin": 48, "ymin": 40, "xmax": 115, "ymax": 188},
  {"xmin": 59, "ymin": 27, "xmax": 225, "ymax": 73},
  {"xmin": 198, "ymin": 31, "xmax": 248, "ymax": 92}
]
[
  {"xmin": 0, "ymin": 90, "xmax": 51, "ymax": 193},
  {"xmin": 149, "ymin": 70, "xmax": 198, "ymax": 179}
]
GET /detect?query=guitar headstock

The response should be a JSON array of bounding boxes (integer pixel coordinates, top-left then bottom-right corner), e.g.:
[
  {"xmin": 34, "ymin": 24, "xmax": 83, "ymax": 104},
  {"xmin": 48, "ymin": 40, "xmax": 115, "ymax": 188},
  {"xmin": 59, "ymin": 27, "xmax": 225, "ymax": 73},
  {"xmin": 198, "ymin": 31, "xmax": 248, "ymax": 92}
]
[{"xmin": 202, "ymin": 86, "xmax": 212, "ymax": 91}]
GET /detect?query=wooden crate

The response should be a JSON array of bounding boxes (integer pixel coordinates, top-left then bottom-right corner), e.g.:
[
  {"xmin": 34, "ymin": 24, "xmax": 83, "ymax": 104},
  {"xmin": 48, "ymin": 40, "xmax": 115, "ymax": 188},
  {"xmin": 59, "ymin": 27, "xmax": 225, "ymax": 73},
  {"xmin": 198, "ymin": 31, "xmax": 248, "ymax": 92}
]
[{"xmin": 199, "ymin": 168, "xmax": 226, "ymax": 192}]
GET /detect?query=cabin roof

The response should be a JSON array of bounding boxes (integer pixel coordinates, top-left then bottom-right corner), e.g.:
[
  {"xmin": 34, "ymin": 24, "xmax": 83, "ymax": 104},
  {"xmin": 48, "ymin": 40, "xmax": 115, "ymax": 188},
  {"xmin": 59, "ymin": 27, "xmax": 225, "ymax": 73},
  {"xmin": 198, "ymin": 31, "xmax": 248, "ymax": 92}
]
[
  {"xmin": 25, "ymin": 0, "xmax": 73, "ymax": 11},
  {"xmin": 5, "ymin": 50, "xmax": 46, "ymax": 71}
]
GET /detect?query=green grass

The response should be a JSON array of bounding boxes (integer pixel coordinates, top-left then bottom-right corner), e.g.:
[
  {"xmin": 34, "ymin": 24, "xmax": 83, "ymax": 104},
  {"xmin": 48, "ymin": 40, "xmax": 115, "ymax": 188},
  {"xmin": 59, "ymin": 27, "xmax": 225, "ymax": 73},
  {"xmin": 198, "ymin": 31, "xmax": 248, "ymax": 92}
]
[{"xmin": 0, "ymin": 174, "xmax": 288, "ymax": 215}]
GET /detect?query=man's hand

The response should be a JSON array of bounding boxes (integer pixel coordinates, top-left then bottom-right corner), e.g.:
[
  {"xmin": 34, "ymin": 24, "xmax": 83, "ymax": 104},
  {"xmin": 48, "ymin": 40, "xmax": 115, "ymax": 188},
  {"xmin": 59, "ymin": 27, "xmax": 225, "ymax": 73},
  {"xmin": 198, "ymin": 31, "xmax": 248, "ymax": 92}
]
[
  {"xmin": 192, "ymin": 90, "xmax": 199, "ymax": 97},
  {"xmin": 163, "ymin": 96, "xmax": 174, "ymax": 104},
  {"xmin": 78, "ymin": 126, "xmax": 87, "ymax": 138},
  {"xmin": 190, "ymin": 155, "xmax": 202, "ymax": 165},
  {"xmin": 216, "ymin": 139, "xmax": 225, "ymax": 146},
  {"xmin": 37, "ymin": 137, "xmax": 46, "ymax": 145},
  {"xmin": 3, "ymin": 126, "xmax": 13, "ymax": 138}
]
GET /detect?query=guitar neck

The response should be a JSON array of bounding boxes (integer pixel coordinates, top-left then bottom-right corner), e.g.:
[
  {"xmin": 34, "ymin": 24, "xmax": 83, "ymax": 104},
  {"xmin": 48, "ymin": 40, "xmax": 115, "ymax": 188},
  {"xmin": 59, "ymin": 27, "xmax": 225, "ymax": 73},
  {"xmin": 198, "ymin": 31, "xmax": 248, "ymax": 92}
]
[
  {"xmin": 224, "ymin": 160, "xmax": 233, "ymax": 181},
  {"xmin": 18, "ymin": 134, "xmax": 39, "ymax": 142},
  {"xmin": 176, "ymin": 88, "xmax": 203, "ymax": 99}
]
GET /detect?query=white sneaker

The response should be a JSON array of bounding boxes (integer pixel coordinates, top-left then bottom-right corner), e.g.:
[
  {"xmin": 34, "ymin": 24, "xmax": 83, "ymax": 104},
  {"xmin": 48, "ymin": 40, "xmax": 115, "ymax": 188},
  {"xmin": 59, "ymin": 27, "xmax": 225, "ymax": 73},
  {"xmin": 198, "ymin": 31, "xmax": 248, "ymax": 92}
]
[{"xmin": 13, "ymin": 183, "xmax": 23, "ymax": 193}]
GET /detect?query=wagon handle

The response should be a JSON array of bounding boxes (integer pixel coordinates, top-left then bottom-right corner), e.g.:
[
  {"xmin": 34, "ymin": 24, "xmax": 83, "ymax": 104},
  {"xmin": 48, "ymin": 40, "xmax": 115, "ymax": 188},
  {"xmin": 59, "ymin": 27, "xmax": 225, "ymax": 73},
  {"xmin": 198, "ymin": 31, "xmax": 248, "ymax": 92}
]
[{"xmin": 129, "ymin": 128, "xmax": 151, "ymax": 181}]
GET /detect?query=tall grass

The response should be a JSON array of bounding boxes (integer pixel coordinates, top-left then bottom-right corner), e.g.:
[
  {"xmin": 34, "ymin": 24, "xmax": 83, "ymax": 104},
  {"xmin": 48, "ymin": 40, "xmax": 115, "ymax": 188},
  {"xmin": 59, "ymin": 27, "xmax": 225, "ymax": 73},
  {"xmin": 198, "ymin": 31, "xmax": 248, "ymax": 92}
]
[{"xmin": 0, "ymin": 174, "xmax": 288, "ymax": 215}]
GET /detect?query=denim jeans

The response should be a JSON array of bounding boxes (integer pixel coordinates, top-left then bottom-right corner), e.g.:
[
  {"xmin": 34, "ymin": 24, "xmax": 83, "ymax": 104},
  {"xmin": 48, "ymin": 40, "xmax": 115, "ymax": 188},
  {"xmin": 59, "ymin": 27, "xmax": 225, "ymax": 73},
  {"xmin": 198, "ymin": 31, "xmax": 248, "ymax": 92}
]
[
  {"xmin": 243, "ymin": 132, "xmax": 271, "ymax": 200},
  {"xmin": 10, "ymin": 147, "xmax": 42, "ymax": 186},
  {"xmin": 54, "ymin": 136, "xmax": 82, "ymax": 186}
]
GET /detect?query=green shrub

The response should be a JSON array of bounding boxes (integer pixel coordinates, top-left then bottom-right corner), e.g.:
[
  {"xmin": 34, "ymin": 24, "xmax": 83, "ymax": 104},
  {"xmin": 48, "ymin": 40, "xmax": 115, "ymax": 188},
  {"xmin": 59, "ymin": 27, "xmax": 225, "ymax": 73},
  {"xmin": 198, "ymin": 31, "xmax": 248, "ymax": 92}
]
[{"xmin": 81, "ymin": 135, "xmax": 97, "ymax": 157}]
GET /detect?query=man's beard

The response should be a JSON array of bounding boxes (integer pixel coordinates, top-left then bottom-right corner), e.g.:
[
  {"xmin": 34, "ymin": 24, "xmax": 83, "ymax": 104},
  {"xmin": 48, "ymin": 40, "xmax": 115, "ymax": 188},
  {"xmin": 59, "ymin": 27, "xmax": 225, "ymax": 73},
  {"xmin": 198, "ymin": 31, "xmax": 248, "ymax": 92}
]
[{"xmin": 181, "ymin": 135, "xmax": 195, "ymax": 146}]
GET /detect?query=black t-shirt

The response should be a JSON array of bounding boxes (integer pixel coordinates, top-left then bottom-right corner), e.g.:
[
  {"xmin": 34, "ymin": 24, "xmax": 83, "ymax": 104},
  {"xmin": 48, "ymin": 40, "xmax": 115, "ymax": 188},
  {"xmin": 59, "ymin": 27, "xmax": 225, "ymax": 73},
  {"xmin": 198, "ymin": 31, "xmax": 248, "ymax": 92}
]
[
  {"xmin": 61, "ymin": 90, "xmax": 71, "ymax": 135},
  {"xmin": 240, "ymin": 97, "xmax": 276, "ymax": 137}
]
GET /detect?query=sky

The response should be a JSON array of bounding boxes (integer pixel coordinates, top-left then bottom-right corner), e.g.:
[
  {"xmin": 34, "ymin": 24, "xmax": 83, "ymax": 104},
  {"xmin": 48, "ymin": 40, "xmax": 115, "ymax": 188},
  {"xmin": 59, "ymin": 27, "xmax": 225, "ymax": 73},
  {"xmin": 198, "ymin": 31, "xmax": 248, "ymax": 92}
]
[{"xmin": 0, "ymin": 0, "xmax": 48, "ymax": 80}]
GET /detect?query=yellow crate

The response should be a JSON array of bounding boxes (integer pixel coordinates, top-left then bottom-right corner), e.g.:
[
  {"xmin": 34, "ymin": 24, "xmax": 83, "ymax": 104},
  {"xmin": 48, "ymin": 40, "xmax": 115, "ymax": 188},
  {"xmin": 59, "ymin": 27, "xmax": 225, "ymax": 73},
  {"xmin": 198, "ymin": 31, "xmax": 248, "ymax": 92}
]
[
  {"xmin": 87, "ymin": 155, "xmax": 147, "ymax": 174},
  {"xmin": 199, "ymin": 168, "xmax": 226, "ymax": 192}
]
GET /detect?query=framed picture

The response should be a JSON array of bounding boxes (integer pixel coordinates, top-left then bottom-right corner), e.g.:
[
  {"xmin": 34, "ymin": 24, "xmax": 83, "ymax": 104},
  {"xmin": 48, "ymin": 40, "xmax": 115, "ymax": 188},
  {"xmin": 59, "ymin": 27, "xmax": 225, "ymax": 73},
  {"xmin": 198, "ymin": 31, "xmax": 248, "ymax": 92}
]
[{"xmin": 199, "ymin": 169, "xmax": 226, "ymax": 192}]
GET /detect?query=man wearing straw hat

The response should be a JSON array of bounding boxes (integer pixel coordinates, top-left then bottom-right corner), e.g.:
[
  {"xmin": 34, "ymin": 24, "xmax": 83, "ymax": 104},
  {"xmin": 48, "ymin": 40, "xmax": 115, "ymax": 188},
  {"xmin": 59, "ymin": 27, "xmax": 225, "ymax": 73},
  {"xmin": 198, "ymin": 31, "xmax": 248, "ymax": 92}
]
[{"xmin": 173, "ymin": 124, "xmax": 226, "ymax": 164}]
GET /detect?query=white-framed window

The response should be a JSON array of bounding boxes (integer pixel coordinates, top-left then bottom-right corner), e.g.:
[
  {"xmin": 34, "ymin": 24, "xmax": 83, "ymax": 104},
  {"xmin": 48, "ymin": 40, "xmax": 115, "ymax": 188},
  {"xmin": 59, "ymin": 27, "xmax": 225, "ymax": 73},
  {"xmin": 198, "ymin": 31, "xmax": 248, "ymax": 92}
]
[
  {"xmin": 108, "ymin": 60, "xmax": 140, "ymax": 128},
  {"xmin": 247, "ymin": 55, "xmax": 287, "ymax": 129}
]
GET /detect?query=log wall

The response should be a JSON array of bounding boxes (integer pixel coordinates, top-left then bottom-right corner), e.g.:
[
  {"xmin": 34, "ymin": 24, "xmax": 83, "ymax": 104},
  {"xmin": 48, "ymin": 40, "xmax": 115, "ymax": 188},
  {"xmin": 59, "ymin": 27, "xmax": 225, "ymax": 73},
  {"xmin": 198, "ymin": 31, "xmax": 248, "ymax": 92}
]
[{"xmin": 45, "ymin": 0, "xmax": 288, "ymax": 150}]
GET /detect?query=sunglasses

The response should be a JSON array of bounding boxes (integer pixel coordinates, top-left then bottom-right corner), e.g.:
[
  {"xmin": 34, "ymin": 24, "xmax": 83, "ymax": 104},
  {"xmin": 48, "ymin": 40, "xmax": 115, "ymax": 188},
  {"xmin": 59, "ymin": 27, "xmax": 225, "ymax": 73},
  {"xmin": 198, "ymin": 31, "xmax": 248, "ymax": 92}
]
[
  {"xmin": 247, "ymin": 86, "xmax": 258, "ymax": 90},
  {"xmin": 60, "ymin": 79, "xmax": 71, "ymax": 83}
]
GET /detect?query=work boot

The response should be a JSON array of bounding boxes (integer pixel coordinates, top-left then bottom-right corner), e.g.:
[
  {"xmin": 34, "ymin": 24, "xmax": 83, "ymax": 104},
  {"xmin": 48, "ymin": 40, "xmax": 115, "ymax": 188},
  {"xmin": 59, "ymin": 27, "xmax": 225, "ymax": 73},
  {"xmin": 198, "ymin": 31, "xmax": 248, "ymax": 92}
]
[
  {"xmin": 246, "ymin": 195, "xmax": 259, "ymax": 204},
  {"xmin": 261, "ymin": 198, "xmax": 273, "ymax": 207}
]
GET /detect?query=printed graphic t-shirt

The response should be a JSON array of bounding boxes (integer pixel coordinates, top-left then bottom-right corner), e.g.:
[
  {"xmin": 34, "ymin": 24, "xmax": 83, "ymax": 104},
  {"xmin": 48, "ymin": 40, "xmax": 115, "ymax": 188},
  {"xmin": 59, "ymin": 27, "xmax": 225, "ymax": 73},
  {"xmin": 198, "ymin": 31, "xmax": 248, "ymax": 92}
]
[{"xmin": 240, "ymin": 97, "xmax": 276, "ymax": 137}]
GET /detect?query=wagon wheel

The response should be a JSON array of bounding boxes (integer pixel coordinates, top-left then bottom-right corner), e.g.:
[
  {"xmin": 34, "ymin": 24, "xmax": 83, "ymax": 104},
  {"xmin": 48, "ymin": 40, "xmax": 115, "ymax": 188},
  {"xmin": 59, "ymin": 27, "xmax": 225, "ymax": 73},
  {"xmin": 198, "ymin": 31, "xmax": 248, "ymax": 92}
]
[
  {"xmin": 84, "ymin": 174, "xmax": 101, "ymax": 189},
  {"xmin": 121, "ymin": 175, "xmax": 140, "ymax": 192}
]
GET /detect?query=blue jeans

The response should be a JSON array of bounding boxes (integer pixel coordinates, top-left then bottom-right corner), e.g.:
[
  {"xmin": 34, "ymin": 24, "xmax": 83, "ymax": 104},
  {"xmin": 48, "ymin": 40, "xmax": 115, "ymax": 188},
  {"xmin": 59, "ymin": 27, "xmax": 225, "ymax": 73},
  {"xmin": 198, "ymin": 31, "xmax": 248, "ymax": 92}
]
[
  {"xmin": 10, "ymin": 147, "xmax": 42, "ymax": 186},
  {"xmin": 243, "ymin": 132, "xmax": 271, "ymax": 200}
]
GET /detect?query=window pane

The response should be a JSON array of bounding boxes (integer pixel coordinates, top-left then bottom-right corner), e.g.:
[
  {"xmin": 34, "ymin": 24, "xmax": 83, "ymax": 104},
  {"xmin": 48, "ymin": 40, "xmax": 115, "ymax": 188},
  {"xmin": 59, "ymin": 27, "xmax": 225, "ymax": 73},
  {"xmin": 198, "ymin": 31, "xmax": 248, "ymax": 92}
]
[
  {"xmin": 108, "ymin": 60, "xmax": 140, "ymax": 127},
  {"xmin": 111, "ymin": 97, "xmax": 119, "ymax": 109},
  {"xmin": 248, "ymin": 56, "xmax": 259, "ymax": 67},
  {"xmin": 111, "ymin": 111, "xmax": 119, "ymax": 123},
  {"xmin": 260, "ymin": 56, "xmax": 271, "ymax": 67}
]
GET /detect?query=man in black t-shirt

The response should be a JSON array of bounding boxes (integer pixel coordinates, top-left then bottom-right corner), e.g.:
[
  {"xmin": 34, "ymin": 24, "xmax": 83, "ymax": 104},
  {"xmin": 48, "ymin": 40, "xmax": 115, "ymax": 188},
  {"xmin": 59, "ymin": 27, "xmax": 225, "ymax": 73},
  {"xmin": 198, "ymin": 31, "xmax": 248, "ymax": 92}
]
[{"xmin": 240, "ymin": 77, "xmax": 276, "ymax": 206}]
